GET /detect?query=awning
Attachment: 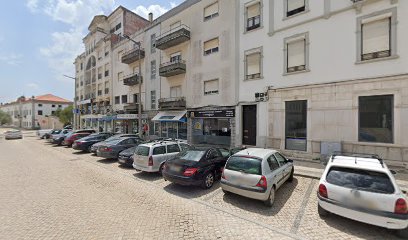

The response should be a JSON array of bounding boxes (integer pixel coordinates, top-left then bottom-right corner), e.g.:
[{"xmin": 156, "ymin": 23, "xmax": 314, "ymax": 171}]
[{"xmin": 152, "ymin": 110, "xmax": 187, "ymax": 122}]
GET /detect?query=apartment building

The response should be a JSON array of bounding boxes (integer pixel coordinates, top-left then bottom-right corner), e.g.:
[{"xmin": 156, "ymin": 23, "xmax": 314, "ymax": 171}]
[
  {"xmin": 237, "ymin": 0, "xmax": 408, "ymax": 167},
  {"xmin": 0, "ymin": 94, "xmax": 72, "ymax": 129},
  {"xmin": 74, "ymin": 6, "xmax": 150, "ymax": 132}
]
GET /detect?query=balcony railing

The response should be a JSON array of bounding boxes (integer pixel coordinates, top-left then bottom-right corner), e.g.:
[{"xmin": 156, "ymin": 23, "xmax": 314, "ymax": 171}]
[
  {"xmin": 121, "ymin": 48, "xmax": 145, "ymax": 64},
  {"xmin": 123, "ymin": 103, "xmax": 143, "ymax": 113},
  {"xmin": 155, "ymin": 25, "xmax": 191, "ymax": 50},
  {"xmin": 158, "ymin": 97, "xmax": 186, "ymax": 110},
  {"xmin": 123, "ymin": 73, "xmax": 143, "ymax": 86},
  {"xmin": 159, "ymin": 59, "xmax": 186, "ymax": 77}
]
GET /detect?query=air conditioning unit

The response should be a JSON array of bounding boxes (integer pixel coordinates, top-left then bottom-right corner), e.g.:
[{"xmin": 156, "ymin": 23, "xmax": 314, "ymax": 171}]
[{"xmin": 255, "ymin": 92, "xmax": 268, "ymax": 102}]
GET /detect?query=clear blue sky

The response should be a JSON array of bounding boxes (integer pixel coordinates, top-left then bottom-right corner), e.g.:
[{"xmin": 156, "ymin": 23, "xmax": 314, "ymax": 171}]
[{"xmin": 0, "ymin": 0, "xmax": 181, "ymax": 103}]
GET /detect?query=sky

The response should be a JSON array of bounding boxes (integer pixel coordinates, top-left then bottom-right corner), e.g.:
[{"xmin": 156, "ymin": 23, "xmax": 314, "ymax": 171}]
[{"xmin": 0, "ymin": 0, "xmax": 182, "ymax": 104}]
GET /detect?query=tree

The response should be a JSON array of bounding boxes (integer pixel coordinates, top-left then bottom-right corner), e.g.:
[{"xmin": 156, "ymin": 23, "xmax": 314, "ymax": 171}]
[
  {"xmin": 0, "ymin": 110, "xmax": 12, "ymax": 125},
  {"xmin": 55, "ymin": 105, "xmax": 73, "ymax": 125}
]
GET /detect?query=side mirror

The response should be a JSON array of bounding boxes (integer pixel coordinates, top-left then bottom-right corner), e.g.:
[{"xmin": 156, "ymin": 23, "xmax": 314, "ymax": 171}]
[{"xmin": 390, "ymin": 170, "xmax": 397, "ymax": 175}]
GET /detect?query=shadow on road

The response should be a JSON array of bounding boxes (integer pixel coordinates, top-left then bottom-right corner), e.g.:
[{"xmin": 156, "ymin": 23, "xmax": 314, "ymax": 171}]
[
  {"xmin": 72, "ymin": 151, "xmax": 89, "ymax": 155},
  {"xmin": 220, "ymin": 178, "xmax": 299, "ymax": 216},
  {"xmin": 97, "ymin": 158, "xmax": 117, "ymax": 164},
  {"xmin": 163, "ymin": 180, "xmax": 221, "ymax": 200},
  {"xmin": 133, "ymin": 171, "xmax": 162, "ymax": 182}
]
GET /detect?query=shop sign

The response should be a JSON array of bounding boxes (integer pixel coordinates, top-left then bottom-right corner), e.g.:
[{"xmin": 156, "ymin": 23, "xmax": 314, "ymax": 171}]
[
  {"xmin": 189, "ymin": 109, "xmax": 235, "ymax": 118},
  {"xmin": 116, "ymin": 114, "xmax": 148, "ymax": 120}
]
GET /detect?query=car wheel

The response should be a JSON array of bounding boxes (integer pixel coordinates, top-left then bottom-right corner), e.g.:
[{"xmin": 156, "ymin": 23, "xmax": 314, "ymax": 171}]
[
  {"xmin": 159, "ymin": 163, "xmax": 166, "ymax": 175},
  {"xmin": 202, "ymin": 172, "xmax": 215, "ymax": 189},
  {"xmin": 264, "ymin": 186, "xmax": 275, "ymax": 207},
  {"xmin": 288, "ymin": 167, "xmax": 294, "ymax": 182},
  {"xmin": 318, "ymin": 204, "xmax": 329, "ymax": 217}
]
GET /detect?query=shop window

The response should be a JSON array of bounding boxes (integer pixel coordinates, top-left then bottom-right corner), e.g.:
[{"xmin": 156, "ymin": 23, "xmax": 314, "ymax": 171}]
[
  {"xmin": 192, "ymin": 118, "xmax": 231, "ymax": 145},
  {"xmin": 204, "ymin": 2, "xmax": 219, "ymax": 21},
  {"xmin": 204, "ymin": 38, "xmax": 219, "ymax": 55},
  {"xmin": 285, "ymin": 100, "xmax": 307, "ymax": 151},
  {"xmin": 359, "ymin": 95, "xmax": 393, "ymax": 143}
]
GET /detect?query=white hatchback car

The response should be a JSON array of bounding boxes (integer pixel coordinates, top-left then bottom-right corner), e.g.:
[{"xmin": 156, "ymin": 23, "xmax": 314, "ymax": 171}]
[
  {"xmin": 317, "ymin": 153, "xmax": 408, "ymax": 233},
  {"xmin": 221, "ymin": 148, "xmax": 294, "ymax": 207}
]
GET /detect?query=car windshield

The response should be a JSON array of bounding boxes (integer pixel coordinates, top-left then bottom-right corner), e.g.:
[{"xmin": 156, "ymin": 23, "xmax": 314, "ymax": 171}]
[
  {"xmin": 135, "ymin": 146, "xmax": 149, "ymax": 156},
  {"xmin": 178, "ymin": 150, "xmax": 205, "ymax": 161},
  {"xmin": 225, "ymin": 156, "xmax": 262, "ymax": 175},
  {"xmin": 326, "ymin": 167, "xmax": 395, "ymax": 194}
]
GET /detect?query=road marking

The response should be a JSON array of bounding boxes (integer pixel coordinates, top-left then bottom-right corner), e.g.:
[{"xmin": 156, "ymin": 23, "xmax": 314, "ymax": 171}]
[{"xmin": 290, "ymin": 178, "xmax": 316, "ymax": 234}]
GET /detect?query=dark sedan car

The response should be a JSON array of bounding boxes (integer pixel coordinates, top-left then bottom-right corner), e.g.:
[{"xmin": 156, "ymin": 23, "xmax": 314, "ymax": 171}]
[
  {"xmin": 90, "ymin": 134, "xmax": 141, "ymax": 154},
  {"xmin": 118, "ymin": 146, "xmax": 138, "ymax": 167},
  {"xmin": 162, "ymin": 147, "xmax": 228, "ymax": 189},
  {"xmin": 97, "ymin": 137, "xmax": 142, "ymax": 159},
  {"xmin": 72, "ymin": 133, "xmax": 114, "ymax": 152}
]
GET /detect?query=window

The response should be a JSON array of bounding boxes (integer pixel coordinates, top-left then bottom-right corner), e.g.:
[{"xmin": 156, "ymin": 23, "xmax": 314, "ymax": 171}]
[
  {"xmin": 170, "ymin": 52, "xmax": 182, "ymax": 63},
  {"xmin": 204, "ymin": 2, "xmax": 219, "ymax": 21},
  {"xmin": 170, "ymin": 86, "xmax": 182, "ymax": 98},
  {"xmin": 204, "ymin": 38, "xmax": 219, "ymax": 55},
  {"xmin": 104, "ymin": 64, "xmax": 109, "ymax": 77},
  {"xmin": 180, "ymin": 143, "xmax": 190, "ymax": 151},
  {"xmin": 135, "ymin": 146, "xmax": 150, "ymax": 156},
  {"xmin": 326, "ymin": 167, "xmax": 394, "ymax": 194},
  {"xmin": 361, "ymin": 18, "xmax": 391, "ymax": 61},
  {"xmin": 80, "ymin": 63, "xmax": 83, "ymax": 70},
  {"xmin": 38, "ymin": 104, "xmax": 42, "ymax": 107},
  {"xmin": 267, "ymin": 156, "xmax": 280, "ymax": 171},
  {"xmin": 245, "ymin": 51, "xmax": 261, "ymax": 79},
  {"xmin": 115, "ymin": 96, "xmax": 120, "ymax": 104},
  {"xmin": 153, "ymin": 146, "xmax": 166, "ymax": 155},
  {"xmin": 167, "ymin": 144, "xmax": 180, "ymax": 153},
  {"xmin": 192, "ymin": 118, "xmax": 231, "ymax": 145},
  {"xmin": 287, "ymin": 39, "xmax": 306, "ymax": 73},
  {"xmin": 51, "ymin": 111, "xmax": 55, "ymax": 115},
  {"xmin": 118, "ymin": 72, "xmax": 123, "ymax": 82},
  {"xmin": 225, "ymin": 156, "xmax": 262, "ymax": 175},
  {"xmin": 359, "ymin": 95, "xmax": 393, "ymax": 143},
  {"xmin": 151, "ymin": 91, "xmax": 156, "ymax": 109},
  {"xmin": 52, "ymin": 105, "xmax": 55, "ymax": 108},
  {"xmin": 286, "ymin": 0, "xmax": 306, "ymax": 17},
  {"xmin": 121, "ymin": 95, "xmax": 128, "ymax": 104},
  {"xmin": 132, "ymin": 94, "xmax": 139, "ymax": 103},
  {"xmin": 285, "ymin": 100, "xmax": 307, "ymax": 151},
  {"xmin": 38, "ymin": 110, "xmax": 43, "ymax": 116},
  {"xmin": 204, "ymin": 79, "xmax": 219, "ymax": 95},
  {"xmin": 58, "ymin": 105, "xmax": 62, "ymax": 108},
  {"xmin": 151, "ymin": 34, "xmax": 156, "ymax": 53},
  {"xmin": 246, "ymin": 3, "xmax": 261, "ymax": 31},
  {"xmin": 151, "ymin": 60, "xmax": 156, "ymax": 79},
  {"xmin": 115, "ymin": 23, "xmax": 121, "ymax": 31},
  {"xmin": 274, "ymin": 153, "xmax": 287, "ymax": 166}
]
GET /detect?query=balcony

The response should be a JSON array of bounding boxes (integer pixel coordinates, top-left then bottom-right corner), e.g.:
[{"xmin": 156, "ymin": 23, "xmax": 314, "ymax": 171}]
[
  {"xmin": 159, "ymin": 60, "xmax": 186, "ymax": 77},
  {"xmin": 155, "ymin": 25, "xmax": 191, "ymax": 50},
  {"xmin": 123, "ymin": 73, "xmax": 143, "ymax": 86},
  {"xmin": 158, "ymin": 97, "xmax": 186, "ymax": 110},
  {"xmin": 121, "ymin": 48, "xmax": 145, "ymax": 64},
  {"xmin": 123, "ymin": 103, "xmax": 143, "ymax": 113}
]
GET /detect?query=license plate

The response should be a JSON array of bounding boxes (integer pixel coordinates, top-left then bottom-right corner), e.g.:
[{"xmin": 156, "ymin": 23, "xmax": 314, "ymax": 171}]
[
  {"xmin": 171, "ymin": 165, "xmax": 182, "ymax": 172},
  {"xmin": 119, "ymin": 158, "xmax": 126, "ymax": 163}
]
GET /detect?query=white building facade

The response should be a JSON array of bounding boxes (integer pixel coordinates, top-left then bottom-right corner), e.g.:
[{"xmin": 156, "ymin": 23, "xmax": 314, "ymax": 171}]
[{"xmin": 237, "ymin": 0, "xmax": 408, "ymax": 168}]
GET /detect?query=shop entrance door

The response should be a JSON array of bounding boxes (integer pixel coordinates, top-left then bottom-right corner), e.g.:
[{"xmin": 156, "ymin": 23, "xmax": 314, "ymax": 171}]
[{"xmin": 242, "ymin": 105, "xmax": 257, "ymax": 146}]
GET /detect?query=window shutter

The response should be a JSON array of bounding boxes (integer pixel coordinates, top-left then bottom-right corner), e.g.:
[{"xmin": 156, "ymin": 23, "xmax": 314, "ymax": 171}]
[
  {"xmin": 204, "ymin": 38, "xmax": 219, "ymax": 51},
  {"xmin": 247, "ymin": 3, "xmax": 260, "ymax": 18},
  {"xmin": 362, "ymin": 18, "xmax": 390, "ymax": 54},
  {"xmin": 287, "ymin": 39, "xmax": 305, "ymax": 67},
  {"xmin": 247, "ymin": 53, "xmax": 261, "ymax": 75},
  {"xmin": 204, "ymin": 2, "xmax": 218, "ymax": 17},
  {"xmin": 287, "ymin": 0, "xmax": 304, "ymax": 12},
  {"xmin": 170, "ymin": 86, "xmax": 182, "ymax": 98},
  {"xmin": 205, "ymin": 80, "xmax": 219, "ymax": 93}
]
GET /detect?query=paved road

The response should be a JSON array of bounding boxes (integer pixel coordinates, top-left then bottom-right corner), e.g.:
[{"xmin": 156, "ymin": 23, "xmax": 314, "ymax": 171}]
[{"xmin": 0, "ymin": 130, "xmax": 404, "ymax": 239}]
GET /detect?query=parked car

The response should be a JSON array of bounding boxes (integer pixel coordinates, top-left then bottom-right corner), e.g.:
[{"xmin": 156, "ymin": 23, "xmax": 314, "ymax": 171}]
[
  {"xmin": 162, "ymin": 147, "xmax": 228, "ymax": 189},
  {"xmin": 4, "ymin": 129, "xmax": 23, "ymax": 140},
  {"xmin": 97, "ymin": 137, "xmax": 142, "ymax": 159},
  {"xmin": 90, "ymin": 134, "xmax": 141, "ymax": 154},
  {"xmin": 317, "ymin": 153, "xmax": 408, "ymax": 234},
  {"xmin": 48, "ymin": 129, "xmax": 72, "ymax": 145},
  {"xmin": 118, "ymin": 146, "xmax": 138, "ymax": 167},
  {"xmin": 62, "ymin": 132, "xmax": 92, "ymax": 147},
  {"xmin": 37, "ymin": 129, "xmax": 53, "ymax": 139},
  {"xmin": 72, "ymin": 133, "xmax": 114, "ymax": 152},
  {"xmin": 43, "ymin": 129, "xmax": 61, "ymax": 139},
  {"xmin": 132, "ymin": 140, "xmax": 191, "ymax": 174},
  {"xmin": 220, "ymin": 148, "xmax": 294, "ymax": 207}
]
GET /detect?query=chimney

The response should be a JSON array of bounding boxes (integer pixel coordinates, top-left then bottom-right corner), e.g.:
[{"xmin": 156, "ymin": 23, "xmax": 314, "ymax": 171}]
[{"xmin": 148, "ymin": 13, "xmax": 153, "ymax": 22}]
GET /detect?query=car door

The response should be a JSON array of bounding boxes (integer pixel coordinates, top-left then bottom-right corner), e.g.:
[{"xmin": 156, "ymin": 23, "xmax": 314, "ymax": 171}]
[
  {"xmin": 266, "ymin": 155, "xmax": 281, "ymax": 187},
  {"xmin": 274, "ymin": 153, "xmax": 291, "ymax": 182},
  {"xmin": 152, "ymin": 145, "xmax": 167, "ymax": 168},
  {"xmin": 166, "ymin": 144, "xmax": 181, "ymax": 161},
  {"xmin": 271, "ymin": 154, "xmax": 285, "ymax": 189}
]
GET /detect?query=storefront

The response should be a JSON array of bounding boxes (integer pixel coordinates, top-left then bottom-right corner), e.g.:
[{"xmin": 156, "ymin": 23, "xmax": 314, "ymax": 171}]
[
  {"xmin": 188, "ymin": 108, "xmax": 235, "ymax": 146},
  {"xmin": 151, "ymin": 111, "xmax": 187, "ymax": 139},
  {"xmin": 114, "ymin": 114, "xmax": 148, "ymax": 134}
]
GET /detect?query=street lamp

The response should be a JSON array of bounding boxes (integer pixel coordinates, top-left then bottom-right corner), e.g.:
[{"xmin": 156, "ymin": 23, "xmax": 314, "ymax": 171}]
[
  {"xmin": 63, "ymin": 74, "xmax": 78, "ymax": 129},
  {"xmin": 123, "ymin": 34, "xmax": 143, "ymax": 138}
]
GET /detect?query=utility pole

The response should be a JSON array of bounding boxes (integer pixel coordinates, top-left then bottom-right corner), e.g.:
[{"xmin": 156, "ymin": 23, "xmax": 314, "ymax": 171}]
[
  {"xmin": 123, "ymin": 35, "xmax": 143, "ymax": 138},
  {"xmin": 63, "ymin": 75, "xmax": 77, "ymax": 130}
]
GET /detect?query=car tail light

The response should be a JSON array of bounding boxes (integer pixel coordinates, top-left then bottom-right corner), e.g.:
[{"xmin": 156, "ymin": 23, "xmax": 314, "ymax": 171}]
[
  {"xmin": 183, "ymin": 168, "xmax": 198, "ymax": 177},
  {"xmin": 103, "ymin": 147, "xmax": 112, "ymax": 152},
  {"xmin": 148, "ymin": 156, "xmax": 153, "ymax": 166},
  {"xmin": 319, "ymin": 184, "xmax": 328, "ymax": 198},
  {"xmin": 256, "ymin": 176, "xmax": 267, "ymax": 189},
  {"xmin": 395, "ymin": 198, "xmax": 407, "ymax": 214}
]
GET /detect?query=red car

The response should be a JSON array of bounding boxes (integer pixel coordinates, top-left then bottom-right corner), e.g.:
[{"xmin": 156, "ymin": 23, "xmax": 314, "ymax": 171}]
[{"xmin": 62, "ymin": 132, "xmax": 91, "ymax": 147}]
